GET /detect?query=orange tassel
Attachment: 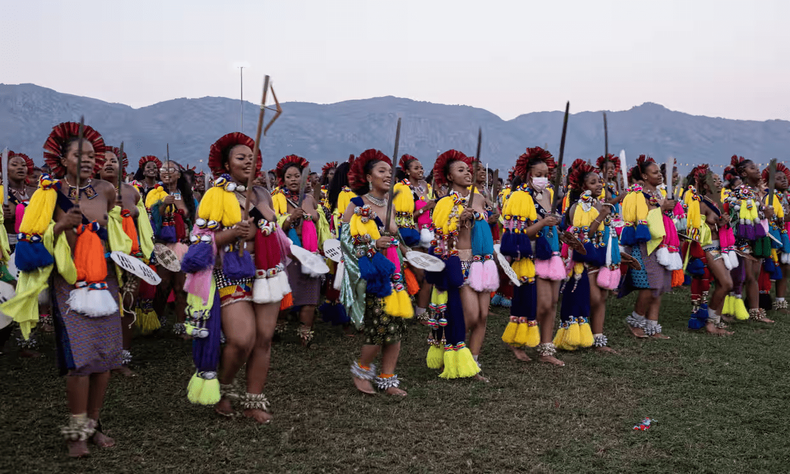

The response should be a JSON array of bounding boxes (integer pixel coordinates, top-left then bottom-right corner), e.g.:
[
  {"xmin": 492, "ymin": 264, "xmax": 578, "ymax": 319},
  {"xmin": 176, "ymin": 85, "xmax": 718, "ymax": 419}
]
[
  {"xmin": 75, "ymin": 222, "xmax": 107, "ymax": 284},
  {"xmin": 121, "ymin": 210, "xmax": 141, "ymax": 256},
  {"xmin": 671, "ymin": 269, "xmax": 684, "ymax": 287},
  {"xmin": 404, "ymin": 267, "xmax": 419, "ymax": 295},
  {"xmin": 279, "ymin": 292, "xmax": 293, "ymax": 310}
]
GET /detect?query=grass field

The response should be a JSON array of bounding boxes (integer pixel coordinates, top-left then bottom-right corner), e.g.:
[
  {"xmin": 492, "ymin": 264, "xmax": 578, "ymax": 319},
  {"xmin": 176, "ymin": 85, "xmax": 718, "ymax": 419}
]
[{"xmin": 2, "ymin": 287, "xmax": 788, "ymax": 473}]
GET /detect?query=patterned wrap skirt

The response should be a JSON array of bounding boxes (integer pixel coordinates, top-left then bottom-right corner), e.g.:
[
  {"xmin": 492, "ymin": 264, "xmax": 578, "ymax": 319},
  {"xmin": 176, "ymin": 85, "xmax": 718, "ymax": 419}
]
[
  {"xmin": 285, "ymin": 259, "xmax": 321, "ymax": 307},
  {"xmin": 619, "ymin": 242, "xmax": 672, "ymax": 298},
  {"xmin": 363, "ymin": 294, "xmax": 406, "ymax": 346},
  {"xmin": 52, "ymin": 268, "xmax": 122, "ymax": 376}
]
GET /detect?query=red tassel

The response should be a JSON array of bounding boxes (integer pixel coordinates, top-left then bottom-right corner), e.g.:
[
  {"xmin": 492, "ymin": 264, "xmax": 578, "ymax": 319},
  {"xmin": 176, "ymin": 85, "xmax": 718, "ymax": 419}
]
[
  {"xmin": 404, "ymin": 267, "xmax": 419, "ymax": 295},
  {"xmin": 671, "ymin": 269, "xmax": 684, "ymax": 287},
  {"xmin": 75, "ymin": 222, "xmax": 107, "ymax": 285},
  {"xmin": 121, "ymin": 210, "xmax": 141, "ymax": 256},
  {"xmin": 280, "ymin": 292, "xmax": 293, "ymax": 310},
  {"xmin": 173, "ymin": 210, "xmax": 186, "ymax": 241}
]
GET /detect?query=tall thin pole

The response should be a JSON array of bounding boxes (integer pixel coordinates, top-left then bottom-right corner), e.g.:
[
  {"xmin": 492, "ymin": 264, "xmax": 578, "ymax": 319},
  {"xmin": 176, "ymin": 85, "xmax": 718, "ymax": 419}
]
[{"xmin": 239, "ymin": 66, "xmax": 245, "ymax": 130}]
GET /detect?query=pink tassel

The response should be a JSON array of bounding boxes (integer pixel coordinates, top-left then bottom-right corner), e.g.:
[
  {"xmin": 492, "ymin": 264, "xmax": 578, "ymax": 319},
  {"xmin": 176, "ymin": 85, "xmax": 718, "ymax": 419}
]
[
  {"xmin": 561, "ymin": 242, "xmax": 569, "ymax": 259},
  {"xmin": 385, "ymin": 246, "xmax": 401, "ymax": 273},
  {"xmin": 467, "ymin": 261, "xmax": 485, "ymax": 292},
  {"xmin": 14, "ymin": 203, "xmax": 25, "ymax": 233},
  {"xmin": 537, "ymin": 256, "xmax": 566, "ymax": 281},
  {"xmin": 597, "ymin": 266, "xmax": 621, "ymax": 290},
  {"xmin": 672, "ymin": 201, "xmax": 685, "ymax": 218},
  {"xmin": 185, "ymin": 267, "xmax": 213, "ymax": 305},
  {"xmin": 415, "ymin": 200, "xmax": 432, "ymax": 228},
  {"xmin": 482, "ymin": 259, "xmax": 499, "ymax": 292},
  {"xmin": 535, "ymin": 258, "xmax": 550, "ymax": 279},
  {"xmin": 301, "ymin": 220, "xmax": 318, "ymax": 252}
]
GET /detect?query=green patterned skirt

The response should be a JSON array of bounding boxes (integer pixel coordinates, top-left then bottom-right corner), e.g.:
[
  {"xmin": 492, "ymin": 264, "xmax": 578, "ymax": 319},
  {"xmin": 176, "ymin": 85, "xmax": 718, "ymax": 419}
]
[{"xmin": 363, "ymin": 294, "xmax": 406, "ymax": 346}]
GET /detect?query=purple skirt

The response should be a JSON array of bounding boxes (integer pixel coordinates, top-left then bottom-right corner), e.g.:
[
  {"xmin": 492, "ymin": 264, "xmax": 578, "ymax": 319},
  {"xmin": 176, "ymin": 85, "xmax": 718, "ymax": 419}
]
[
  {"xmin": 285, "ymin": 260, "xmax": 321, "ymax": 307},
  {"xmin": 53, "ymin": 269, "xmax": 122, "ymax": 376},
  {"xmin": 619, "ymin": 242, "xmax": 672, "ymax": 299}
]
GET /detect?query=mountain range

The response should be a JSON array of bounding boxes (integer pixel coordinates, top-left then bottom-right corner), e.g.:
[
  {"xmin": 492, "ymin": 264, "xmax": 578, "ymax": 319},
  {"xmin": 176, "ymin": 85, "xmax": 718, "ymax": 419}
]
[{"xmin": 1, "ymin": 83, "xmax": 788, "ymax": 175}]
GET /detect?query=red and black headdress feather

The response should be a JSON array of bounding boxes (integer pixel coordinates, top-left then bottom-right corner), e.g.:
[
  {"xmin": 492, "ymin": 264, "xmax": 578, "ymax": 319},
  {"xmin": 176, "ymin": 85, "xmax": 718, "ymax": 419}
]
[
  {"xmin": 399, "ymin": 154, "xmax": 418, "ymax": 172},
  {"xmin": 514, "ymin": 147, "xmax": 555, "ymax": 180},
  {"xmin": 275, "ymin": 155, "xmax": 310, "ymax": 186},
  {"xmin": 723, "ymin": 165, "xmax": 739, "ymax": 185},
  {"xmin": 106, "ymin": 146, "xmax": 129, "ymax": 172},
  {"xmin": 595, "ymin": 153, "xmax": 620, "ymax": 172},
  {"xmin": 432, "ymin": 150, "xmax": 471, "ymax": 188},
  {"xmin": 208, "ymin": 132, "xmax": 262, "ymax": 178},
  {"xmin": 567, "ymin": 159, "xmax": 597, "ymax": 190},
  {"xmin": 43, "ymin": 122, "xmax": 106, "ymax": 178},
  {"xmin": 690, "ymin": 163, "xmax": 710, "ymax": 188},
  {"xmin": 6, "ymin": 151, "xmax": 35, "ymax": 176},
  {"xmin": 321, "ymin": 161, "xmax": 338, "ymax": 175},
  {"xmin": 762, "ymin": 162, "xmax": 790, "ymax": 183},
  {"xmin": 139, "ymin": 155, "xmax": 162, "ymax": 170},
  {"xmin": 348, "ymin": 149, "xmax": 392, "ymax": 192}
]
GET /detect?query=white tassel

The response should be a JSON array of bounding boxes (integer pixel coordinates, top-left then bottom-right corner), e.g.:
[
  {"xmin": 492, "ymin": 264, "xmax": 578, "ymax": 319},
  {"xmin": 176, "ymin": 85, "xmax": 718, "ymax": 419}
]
[
  {"xmin": 252, "ymin": 277, "xmax": 273, "ymax": 304},
  {"xmin": 656, "ymin": 246, "xmax": 671, "ymax": 268},
  {"xmin": 723, "ymin": 252, "xmax": 734, "ymax": 270},
  {"xmin": 419, "ymin": 228, "xmax": 434, "ymax": 248},
  {"xmin": 276, "ymin": 271, "xmax": 291, "ymax": 297},
  {"xmin": 334, "ymin": 261, "xmax": 345, "ymax": 291},
  {"xmin": 68, "ymin": 288, "xmax": 118, "ymax": 317},
  {"xmin": 669, "ymin": 252, "xmax": 684, "ymax": 271},
  {"xmin": 729, "ymin": 251, "xmax": 740, "ymax": 269}
]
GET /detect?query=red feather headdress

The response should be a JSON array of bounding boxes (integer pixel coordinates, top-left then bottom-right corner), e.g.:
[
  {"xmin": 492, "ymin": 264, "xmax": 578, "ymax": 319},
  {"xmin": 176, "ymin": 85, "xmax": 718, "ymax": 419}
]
[
  {"xmin": 139, "ymin": 155, "xmax": 162, "ymax": 170},
  {"xmin": 432, "ymin": 150, "xmax": 471, "ymax": 188},
  {"xmin": 567, "ymin": 159, "xmax": 597, "ymax": 190},
  {"xmin": 690, "ymin": 163, "xmax": 710, "ymax": 188},
  {"xmin": 636, "ymin": 154, "xmax": 655, "ymax": 167},
  {"xmin": 762, "ymin": 162, "xmax": 790, "ymax": 183},
  {"xmin": 6, "ymin": 151, "xmax": 35, "ymax": 176},
  {"xmin": 43, "ymin": 122, "xmax": 106, "ymax": 178},
  {"xmin": 348, "ymin": 149, "xmax": 392, "ymax": 191},
  {"xmin": 208, "ymin": 132, "xmax": 262, "ymax": 178},
  {"xmin": 106, "ymin": 146, "xmax": 129, "ymax": 172},
  {"xmin": 730, "ymin": 155, "xmax": 747, "ymax": 168},
  {"xmin": 399, "ymin": 154, "xmax": 418, "ymax": 172},
  {"xmin": 321, "ymin": 161, "xmax": 338, "ymax": 175},
  {"xmin": 514, "ymin": 147, "xmax": 555, "ymax": 180},
  {"xmin": 275, "ymin": 155, "xmax": 310, "ymax": 186},
  {"xmin": 723, "ymin": 165, "xmax": 739, "ymax": 184},
  {"xmin": 595, "ymin": 153, "xmax": 620, "ymax": 172}
]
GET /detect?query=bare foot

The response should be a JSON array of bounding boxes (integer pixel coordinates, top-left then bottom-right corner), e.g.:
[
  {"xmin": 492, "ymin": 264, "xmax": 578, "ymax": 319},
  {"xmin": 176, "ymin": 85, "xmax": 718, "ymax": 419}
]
[
  {"xmin": 67, "ymin": 440, "xmax": 90, "ymax": 458},
  {"xmin": 353, "ymin": 377, "xmax": 376, "ymax": 395},
  {"xmin": 112, "ymin": 366, "xmax": 137, "ymax": 377},
  {"xmin": 755, "ymin": 317, "xmax": 775, "ymax": 324},
  {"xmin": 243, "ymin": 409, "xmax": 273, "ymax": 424},
  {"xmin": 721, "ymin": 315, "xmax": 735, "ymax": 323},
  {"xmin": 473, "ymin": 373, "xmax": 490, "ymax": 383},
  {"xmin": 627, "ymin": 325, "xmax": 648, "ymax": 338},
  {"xmin": 384, "ymin": 386, "xmax": 407, "ymax": 397},
  {"xmin": 214, "ymin": 397, "xmax": 235, "ymax": 417},
  {"xmin": 538, "ymin": 355, "xmax": 565, "ymax": 367},
  {"xmin": 594, "ymin": 346, "xmax": 620, "ymax": 354},
  {"xmin": 19, "ymin": 348, "xmax": 41, "ymax": 358},
  {"xmin": 510, "ymin": 346, "xmax": 532, "ymax": 362},
  {"xmin": 91, "ymin": 431, "xmax": 116, "ymax": 448},
  {"xmin": 705, "ymin": 324, "xmax": 734, "ymax": 336},
  {"xmin": 650, "ymin": 333, "xmax": 671, "ymax": 340}
]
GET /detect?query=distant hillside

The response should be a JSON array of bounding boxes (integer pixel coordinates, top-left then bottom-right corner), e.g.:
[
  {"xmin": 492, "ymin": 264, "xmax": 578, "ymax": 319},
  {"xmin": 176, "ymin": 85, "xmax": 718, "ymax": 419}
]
[{"xmin": 1, "ymin": 83, "xmax": 788, "ymax": 175}]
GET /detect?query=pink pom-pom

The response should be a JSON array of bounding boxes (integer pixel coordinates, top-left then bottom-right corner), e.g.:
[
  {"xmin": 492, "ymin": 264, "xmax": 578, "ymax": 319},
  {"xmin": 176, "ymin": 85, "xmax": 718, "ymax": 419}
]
[
  {"xmin": 482, "ymin": 259, "xmax": 499, "ymax": 292},
  {"xmin": 14, "ymin": 203, "xmax": 25, "ymax": 233},
  {"xmin": 301, "ymin": 220, "xmax": 318, "ymax": 252},
  {"xmin": 537, "ymin": 256, "xmax": 566, "ymax": 281},
  {"xmin": 597, "ymin": 266, "xmax": 621, "ymax": 290},
  {"xmin": 467, "ymin": 261, "xmax": 485, "ymax": 292},
  {"xmin": 184, "ymin": 267, "xmax": 213, "ymax": 305}
]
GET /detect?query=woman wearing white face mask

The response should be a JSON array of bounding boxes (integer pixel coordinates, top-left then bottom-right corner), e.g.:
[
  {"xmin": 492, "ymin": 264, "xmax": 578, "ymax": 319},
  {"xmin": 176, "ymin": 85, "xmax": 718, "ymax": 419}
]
[{"xmin": 500, "ymin": 147, "xmax": 566, "ymax": 366}]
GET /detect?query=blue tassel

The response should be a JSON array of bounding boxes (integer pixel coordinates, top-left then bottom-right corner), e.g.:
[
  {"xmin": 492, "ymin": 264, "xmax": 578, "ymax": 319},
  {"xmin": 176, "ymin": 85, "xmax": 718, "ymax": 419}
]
[
  {"xmin": 620, "ymin": 226, "xmax": 636, "ymax": 246},
  {"xmin": 399, "ymin": 227, "xmax": 420, "ymax": 247},
  {"xmin": 755, "ymin": 222, "xmax": 766, "ymax": 239},
  {"xmin": 535, "ymin": 233, "xmax": 553, "ymax": 260},
  {"xmin": 517, "ymin": 233, "xmax": 533, "ymax": 258},
  {"xmin": 194, "ymin": 288, "xmax": 222, "ymax": 372},
  {"xmin": 287, "ymin": 228, "xmax": 302, "ymax": 247},
  {"xmin": 781, "ymin": 233, "xmax": 790, "ymax": 254},
  {"xmin": 223, "ymin": 250, "xmax": 256, "ymax": 279},
  {"xmin": 687, "ymin": 258, "xmax": 705, "ymax": 276},
  {"xmin": 559, "ymin": 271, "xmax": 590, "ymax": 323},
  {"xmin": 764, "ymin": 257, "xmax": 777, "ymax": 273},
  {"xmin": 181, "ymin": 242, "xmax": 214, "ymax": 273},
  {"xmin": 687, "ymin": 303, "xmax": 708, "ymax": 330},
  {"xmin": 159, "ymin": 224, "xmax": 177, "ymax": 243},
  {"xmin": 634, "ymin": 223, "xmax": 651, "ymax": 243},
  {"xmin": 770, "ymin": 229, "xmax": 783, "ymax": 249},
  {"xmin": 15, "ymin": 240, "xmax": 54, "ymax": 272},
  {"xmin": 501, "ymin": 231, "xmax": 518, "ymax": 258},
  {"xmin": 319, "ymin": 301, "xmax": 337, "ymax": 324},
  {"xmin": 446, "ymin": 256, "xmax": 465, "ymax": 288},
  {"xmin": 335, "ymin": 303, "xmax": 350, "ymax": 324}
]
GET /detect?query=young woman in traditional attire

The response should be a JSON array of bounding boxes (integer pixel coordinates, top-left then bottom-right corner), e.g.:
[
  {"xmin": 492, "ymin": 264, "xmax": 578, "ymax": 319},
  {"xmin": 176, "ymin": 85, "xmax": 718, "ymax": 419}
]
[
  {"xmin": 99, "ymin": 146, "xmax": 155, "ymax": 373},
  {"xmin": 683, "ymin": 164, "xmax": 734, "ymax": 335},
  {"xmin": 1, "ymin": 122, "xmax": 133, "ymax": 457},
  {"xmin": 344, "ymin": 149, "xmax": 412, "ymax": 395},
  {"xmin": 145, "ymin": 160, "xmax": 197, "ymax": 334},
  {"xmin": 424, "ymin": 150, "xmax": 496, "ymax": 380},
  {"xmin": 764, "ymin": 163, "xmax": 790, "ymax": 314},
  {"xmin": 725, "ymin": 155, "xmax": 774, "ymax": 324},
  {"xmin": 273, "ymin": 155, "xmax": 328, "ymax": 345},
  {"xmin": 393, "ymin": 154, "xmax": 434, "ymax": 321},
  {"xmin": 184, "ymin": 132, "xmax": 290, "ymax": 424},
  {"xmin": 500, "ymin": 147, "xmax": 565, "ymax": 366},
  {"xmin": 319, "ymin": 161, "xmax": 337, "ymax": 209},
  {"xmin": 620, "ymin": 156, "xmax": 676, "ymax": 339},
  {"xmin": 133, "ymin": 155, "xmax": 161, "ymax": 201},
  {"xmin": 556, "ymin": 159, "xmax": 620, "ymax": 352}
]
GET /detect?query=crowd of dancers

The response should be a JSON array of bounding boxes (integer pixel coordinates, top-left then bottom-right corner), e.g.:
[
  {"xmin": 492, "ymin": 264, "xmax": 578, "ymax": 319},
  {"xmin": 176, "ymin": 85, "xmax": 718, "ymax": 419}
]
[{"xmin": 1, "ymin": 121, "xmax": 784, "ymax": 458}]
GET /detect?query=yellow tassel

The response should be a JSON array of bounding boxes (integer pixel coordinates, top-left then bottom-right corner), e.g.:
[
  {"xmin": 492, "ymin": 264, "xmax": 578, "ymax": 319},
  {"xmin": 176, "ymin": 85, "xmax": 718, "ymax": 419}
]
[
  {"xmin": 454, "ymin": 347, "xmax": 481, "ymax": 378},
  {"xmin": 197, "ymin": 378, "xmax": 220, "ymax": 405},
  {"xmin": 552, "ymin": 326, "xmax": 566, "ymax": 348},
  {"xmin": 385, "ymin": 289, "xmax": 414, "ymax": 318},
  {"xmin": 513, "ymin": 320, "xmax": 528, "ymax": 345},
  {"xmin": 502, "ymin": 317, "xmax": 519, "ymax": 344},
  {"xmin": 433, "ymin": 196, "xmax": 459, "ymax": 236},
  {"xmin": 393, "ymin": 183, "xmax": 414, "ymax": 213},
  {"xmin": 144, "ymin": 186, "xmax": 169, "ymax": 209},
  {"xmin": 136, "ymin": 307, "xmax": 161, "ymax": 335},
  {"xmin": 565, "ymin": 320, "xmax": 581, "ymax": 348},
  {"xmin": 19, "ymin": 184, "xmax": 58, "ymax": 236},
  {"xmin": 337, "ymin": 189, "xmax": 356, "ymax": 214},
  {"xmin": 512, "ymin": 258, "xmax": 536, "ymax": 281},
  {"xmin": 578, "ymin": 318, "xmax": 594, "ymax": 348},
  {"xmin": 525, "ymin": 321, "xmax": 540, "ymax": 347},
  {"xmin": 426, "ymin": 345, "xmax": 444, "ymax": 369},
  {"xmin": 187, "ymin": 373, "xmax": 203, "ymax": 404},
  {"xmin": 438, "ymin": 348, "xmax": 458, "ymax": 379},
  {"xmin": 721, "ymin": 295, "xmax": 733, "ymax": 316},
  {"xmin": 733, "ymin": 297, "xmax": 749, "ymax": 320}
]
